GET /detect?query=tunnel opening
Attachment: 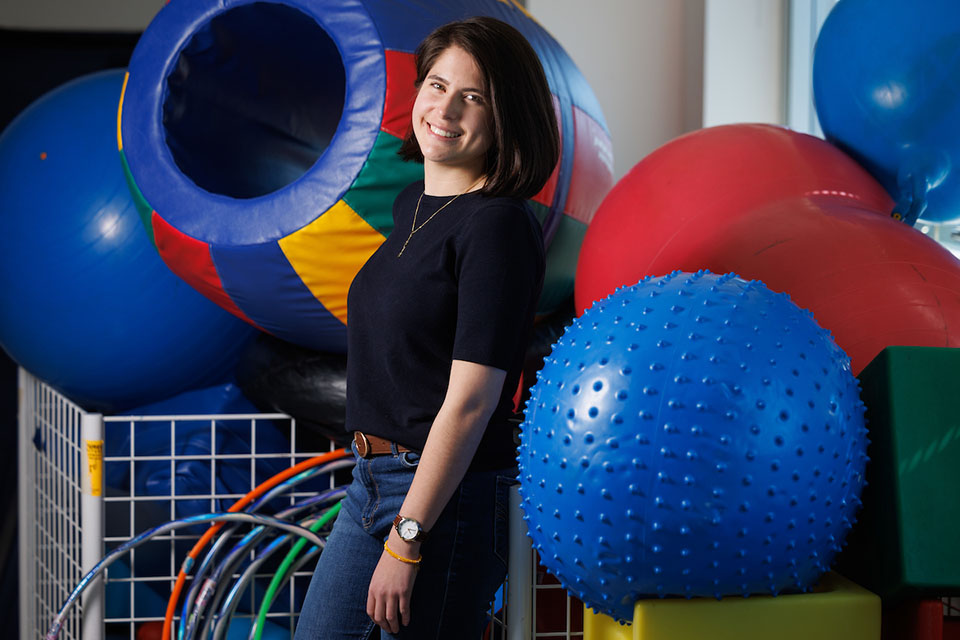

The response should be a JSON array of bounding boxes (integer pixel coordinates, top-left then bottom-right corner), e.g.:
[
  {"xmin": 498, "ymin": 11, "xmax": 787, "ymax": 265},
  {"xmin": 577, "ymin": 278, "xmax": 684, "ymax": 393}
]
[{"xmin": 164, "ymin": 2, "xmax": 346, "ymax": 199}]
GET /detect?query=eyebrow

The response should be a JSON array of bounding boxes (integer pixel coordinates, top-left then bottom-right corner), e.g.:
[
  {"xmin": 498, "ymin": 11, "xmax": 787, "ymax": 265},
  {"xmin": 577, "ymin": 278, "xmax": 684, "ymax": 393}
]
[{"xmin": 426, "ymin": 73, "xmax": 486, "ymax": 96}]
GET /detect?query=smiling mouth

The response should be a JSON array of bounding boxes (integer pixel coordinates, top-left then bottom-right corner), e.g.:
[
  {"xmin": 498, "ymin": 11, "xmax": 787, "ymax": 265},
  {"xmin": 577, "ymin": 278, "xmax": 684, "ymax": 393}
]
[{"xmin": 429, "ymin": 123, "xmax": 462, "ymax": 138}]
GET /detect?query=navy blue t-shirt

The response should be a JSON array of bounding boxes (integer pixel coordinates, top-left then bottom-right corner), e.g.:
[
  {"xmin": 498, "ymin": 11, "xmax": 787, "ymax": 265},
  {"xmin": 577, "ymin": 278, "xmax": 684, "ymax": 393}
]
[{"xmin": 345, "ymin": 180, "xmax": 545, "ymax": 470}]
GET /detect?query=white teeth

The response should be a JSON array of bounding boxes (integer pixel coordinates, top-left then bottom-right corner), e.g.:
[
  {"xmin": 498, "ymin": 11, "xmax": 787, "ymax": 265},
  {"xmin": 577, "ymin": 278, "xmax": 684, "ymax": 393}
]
[{"xmin": 429, "ymin": 124, "xmax": 461, "ymax": 138}]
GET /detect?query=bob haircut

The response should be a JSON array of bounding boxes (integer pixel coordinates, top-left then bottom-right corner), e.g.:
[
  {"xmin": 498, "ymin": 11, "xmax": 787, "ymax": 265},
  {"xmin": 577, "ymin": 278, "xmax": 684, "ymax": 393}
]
[{"xmin": 399, "ymin": 16, "xmax": 560, "ymax": 200}]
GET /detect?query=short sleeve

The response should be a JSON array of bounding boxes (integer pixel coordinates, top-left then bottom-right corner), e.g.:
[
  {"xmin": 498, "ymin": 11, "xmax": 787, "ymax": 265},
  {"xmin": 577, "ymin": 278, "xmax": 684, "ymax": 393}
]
[{"xmin": 452, "ymin": 201, "xmax": 544, "ymax": 370}]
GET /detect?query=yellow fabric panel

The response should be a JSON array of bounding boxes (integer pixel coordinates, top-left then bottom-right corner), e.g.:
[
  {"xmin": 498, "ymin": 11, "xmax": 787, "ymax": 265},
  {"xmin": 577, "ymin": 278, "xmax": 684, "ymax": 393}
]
[
  {"xmin": 278, "ymin": 200, "xmax": 385, "ymax": 325},
  {"xmin": 117, "ymin": 72, "xmax": 129, "ymax": 151},
  {"xmin": 583, "ymin": 573, "xmax": 880, "ymax": 640},
  {"xmin": 496, "ymin": 0, "xmax": 535, "ymax": 20}
]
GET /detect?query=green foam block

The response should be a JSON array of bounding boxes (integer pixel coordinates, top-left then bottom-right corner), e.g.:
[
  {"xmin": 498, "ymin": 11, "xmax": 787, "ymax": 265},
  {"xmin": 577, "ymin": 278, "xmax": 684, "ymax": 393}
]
[{"xmin": 838, "ymin": 346, "xmax": 960, "ymax": 602}]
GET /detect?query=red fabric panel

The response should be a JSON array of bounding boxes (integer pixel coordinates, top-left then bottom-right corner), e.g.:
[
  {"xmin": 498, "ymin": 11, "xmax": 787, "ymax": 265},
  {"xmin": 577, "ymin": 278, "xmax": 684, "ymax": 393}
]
[
  {"xmin": 152, "ymin": 212, "xmax": 261, "ymax": 328},
  {"xmin": 512, "ymin": 371, "xmax": 524, "ymax": 414},
  {"xmin": 532, "ymin": 95, "xmax": 562, "ymax": 209},
  {"xmin": 382, "ymin": 50, "xmax": 418, "ymax": 139},
  {"xmin": 565, "ymin": 105, "xmax": 614, "ymax": 225}
]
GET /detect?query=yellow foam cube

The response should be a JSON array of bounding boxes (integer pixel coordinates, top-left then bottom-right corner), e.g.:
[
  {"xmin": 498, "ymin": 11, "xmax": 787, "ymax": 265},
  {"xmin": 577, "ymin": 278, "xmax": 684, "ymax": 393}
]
[{"xmin": 584, "ymin": 573, "xmax": 879, "ymax": 640}]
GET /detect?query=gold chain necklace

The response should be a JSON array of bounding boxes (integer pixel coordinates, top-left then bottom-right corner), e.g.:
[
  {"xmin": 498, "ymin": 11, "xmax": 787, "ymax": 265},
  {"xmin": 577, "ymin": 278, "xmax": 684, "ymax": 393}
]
[{"xmin": 397, "ymin": 178, "xmax": 482, "ymax": 257}]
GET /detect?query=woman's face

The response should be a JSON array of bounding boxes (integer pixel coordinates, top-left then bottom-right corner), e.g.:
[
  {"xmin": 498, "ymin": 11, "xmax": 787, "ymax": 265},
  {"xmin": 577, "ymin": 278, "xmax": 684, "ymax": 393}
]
[{"xmin": 411, "ymin": 45, "xmax": 493, "ymax": 178}]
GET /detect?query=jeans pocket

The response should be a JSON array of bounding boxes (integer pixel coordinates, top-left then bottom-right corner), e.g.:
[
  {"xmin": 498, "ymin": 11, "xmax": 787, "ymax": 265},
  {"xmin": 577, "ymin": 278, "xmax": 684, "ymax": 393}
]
[
  {"xmin": 399, "ymin": 450, "xmax": 421, "ymax": 468},
  {"xmin": 492, "ymin": 474, "xmax": 517, "ymax": 568}
]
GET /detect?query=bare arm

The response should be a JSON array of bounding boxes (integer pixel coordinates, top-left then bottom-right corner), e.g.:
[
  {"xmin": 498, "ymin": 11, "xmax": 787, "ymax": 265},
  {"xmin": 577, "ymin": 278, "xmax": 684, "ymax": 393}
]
[
  {"xmin": 398, "ymin": 358, "xmax": 507, "ymax": 529},
  {"xmin": 366, "ymin": 358, "xmax": 507, "ymax": 633}
]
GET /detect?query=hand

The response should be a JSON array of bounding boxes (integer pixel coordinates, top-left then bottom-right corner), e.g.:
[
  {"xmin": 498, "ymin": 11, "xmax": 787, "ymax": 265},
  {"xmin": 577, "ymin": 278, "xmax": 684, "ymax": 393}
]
[{"xmin": 367, "ymin": 534, "xmax": 420, "ymax": 634}]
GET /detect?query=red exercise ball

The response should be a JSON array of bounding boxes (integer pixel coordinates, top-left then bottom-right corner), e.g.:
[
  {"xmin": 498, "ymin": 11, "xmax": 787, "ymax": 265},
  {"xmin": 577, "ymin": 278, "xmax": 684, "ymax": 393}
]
[
  {"xmin": 577, "ymin": 125, "xmax": 960, "ymax": 374},
  {"xmin": 576, "ymin": 124, "xmax": 893, "ymax": 314},
  {"xmin": 696, "ymin": 196, "xmax": 960, "ymax": 374}
]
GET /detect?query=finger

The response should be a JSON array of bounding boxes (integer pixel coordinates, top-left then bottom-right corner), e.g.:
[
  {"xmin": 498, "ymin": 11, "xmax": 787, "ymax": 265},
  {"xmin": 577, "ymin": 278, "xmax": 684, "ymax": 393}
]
[
  {"xmin": 366, "ymin": 588, "xmax": 376, "ymax": 621},
  {"xmin": 375, "ymin": 596, "xmax": 388, "ymax": 631},
  {"xmin": 386, "ymin": 595, "xmax": 400, "ymax": 634},
  {"xmin": 399, "ymin": 595, "xmax": 411, "ymax": 627}
]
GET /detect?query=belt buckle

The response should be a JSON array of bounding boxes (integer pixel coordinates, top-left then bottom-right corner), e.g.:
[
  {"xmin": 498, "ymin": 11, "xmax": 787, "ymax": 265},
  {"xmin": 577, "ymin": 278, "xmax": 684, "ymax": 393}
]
[{"xmin": 354, "ymin": 431, "xmax": 371, "ymax": 458}]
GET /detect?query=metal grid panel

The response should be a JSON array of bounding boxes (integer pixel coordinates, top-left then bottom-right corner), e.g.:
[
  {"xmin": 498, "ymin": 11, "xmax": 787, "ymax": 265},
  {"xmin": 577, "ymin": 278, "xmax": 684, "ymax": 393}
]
[
  {"xmin": 99, "ymin": 412, "xmax": 338, "ymax": 639},
  {"xmin": 946, "ymin": 597, "xmax": 960, "ymax": 619},
  {"xmin": 17, "ymin": 370, "xmax": 342, "ymax": 640},
  {"xmin": 476, "ymin": 520, "xmax": 583, "ymax": 640},
  {"xmin": 19, "ymin": 369, "xmax": 87, "ymax": 640},
  {"xmin": 529, "ymin": 554, "xmax": 583, "ymax": 640}
]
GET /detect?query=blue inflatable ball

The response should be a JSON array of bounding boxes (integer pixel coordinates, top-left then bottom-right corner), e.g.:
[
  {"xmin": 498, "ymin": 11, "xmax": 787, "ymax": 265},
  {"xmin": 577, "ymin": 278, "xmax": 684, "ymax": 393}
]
[
  {"xmin": 518, "ymin": 271, "xmax": 868, "ymax": 622},
  {"xmin": 0, "ymin": 70, "xmax": 257, "ymax": 413},
  {"xmin": 813, "ymin": 0, "xmax": 960, "ymax": 225}
]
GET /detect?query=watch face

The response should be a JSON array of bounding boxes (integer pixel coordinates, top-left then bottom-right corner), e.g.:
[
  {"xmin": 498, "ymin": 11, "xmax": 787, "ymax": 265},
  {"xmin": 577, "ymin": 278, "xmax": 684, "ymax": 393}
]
[{"xmin": 398, "ymin": 519, "xmax": 420, "ymax": 540}]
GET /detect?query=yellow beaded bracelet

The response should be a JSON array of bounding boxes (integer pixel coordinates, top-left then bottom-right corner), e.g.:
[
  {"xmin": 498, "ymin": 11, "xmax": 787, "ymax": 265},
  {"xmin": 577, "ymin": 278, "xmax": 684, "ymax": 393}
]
[{"xmin": 383, "ymin": 540, "xmax": 422, "ymax": 565}]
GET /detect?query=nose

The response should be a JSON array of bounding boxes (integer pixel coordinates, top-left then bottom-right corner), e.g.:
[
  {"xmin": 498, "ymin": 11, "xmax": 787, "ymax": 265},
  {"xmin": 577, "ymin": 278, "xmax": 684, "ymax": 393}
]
[{"xmin": 437, "ymin": 92, "xmax": 461, "ymax": 120}]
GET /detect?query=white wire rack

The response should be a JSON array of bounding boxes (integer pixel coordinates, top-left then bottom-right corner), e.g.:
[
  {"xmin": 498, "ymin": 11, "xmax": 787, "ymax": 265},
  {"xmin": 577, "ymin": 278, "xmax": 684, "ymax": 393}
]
[
  {"xmin": 18, "ymin": 368, "xmax": 583, "ymax": 640},
  {"xmin": 19, "ymin": 368, "xmax": 89, "ymax": 640}
]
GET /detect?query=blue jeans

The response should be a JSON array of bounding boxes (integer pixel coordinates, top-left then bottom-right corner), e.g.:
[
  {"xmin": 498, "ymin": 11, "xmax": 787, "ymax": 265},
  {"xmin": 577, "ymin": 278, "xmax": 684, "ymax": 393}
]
[{"xmin": 294, "ymin": 442, "xmax": 515, "ymax": 639}]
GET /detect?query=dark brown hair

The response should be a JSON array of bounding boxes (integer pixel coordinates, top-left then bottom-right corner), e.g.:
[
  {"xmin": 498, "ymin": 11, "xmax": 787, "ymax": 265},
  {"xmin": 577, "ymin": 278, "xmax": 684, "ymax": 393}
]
[{"xmin": 398, "ymin": 16, "xmax": 560, "ymax": 200}]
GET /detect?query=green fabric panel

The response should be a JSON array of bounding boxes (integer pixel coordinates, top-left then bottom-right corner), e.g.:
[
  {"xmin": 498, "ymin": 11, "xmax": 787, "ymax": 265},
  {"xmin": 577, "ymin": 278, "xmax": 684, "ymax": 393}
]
[
  {"xmin": 529, "ymin": 199, "xmax": 551, "ymax": 227},
  {"xmin": 343, "ymin": 132, "xmax": 424, "ymax": 237},
  {"xmin": 119, "ymin": 149, "xmax": 156, "ymax": 246},
  {"xmin": 539, "ymin": 213, "xmax": 586, "ymax": 315}
]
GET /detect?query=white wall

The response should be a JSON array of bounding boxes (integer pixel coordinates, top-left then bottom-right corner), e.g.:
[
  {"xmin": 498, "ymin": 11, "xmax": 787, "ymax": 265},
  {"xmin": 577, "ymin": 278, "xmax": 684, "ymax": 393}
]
[
  {"xmin": 702, "ymin": 0, "xmax": 787, "ymax": 128},
  {"xmin": 0, "ymin": 0, "xmax": 162, "ymax": 31},
  {"xmin": 786, "ymin": 0, "xmax": 838, "ymax": 136},
  {"xmin": 526, "ymin": 0, "xmax": 705, "ymax": 182}
]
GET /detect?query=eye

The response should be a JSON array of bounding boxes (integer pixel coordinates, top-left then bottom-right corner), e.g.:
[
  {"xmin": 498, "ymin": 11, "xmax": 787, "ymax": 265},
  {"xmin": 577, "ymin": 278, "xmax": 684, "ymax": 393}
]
[
  {"xmin": 430, "ymin": 82, "xmax": 444, "ymax": 91},
  {"xmin": 465, "ymin": 93, "xmax": 485, "ymax": 105}
]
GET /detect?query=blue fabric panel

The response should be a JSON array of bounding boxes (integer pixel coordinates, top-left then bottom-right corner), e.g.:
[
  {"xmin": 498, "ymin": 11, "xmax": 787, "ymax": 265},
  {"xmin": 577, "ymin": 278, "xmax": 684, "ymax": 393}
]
[
  {"xmin": 212, "ymin": 241, "xmax": 348, "ymax": 353},
  {"xmin": 543, "ymin": 94, "xmax": 575, "ymax": 246},
  {"xmin": 122, "ymin": 0, "xmax": 385, "ymax": 246}
]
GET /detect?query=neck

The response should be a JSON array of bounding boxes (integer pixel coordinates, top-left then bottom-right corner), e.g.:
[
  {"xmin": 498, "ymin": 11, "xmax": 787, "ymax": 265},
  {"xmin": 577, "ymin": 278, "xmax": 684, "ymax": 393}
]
[{"xmin": 423, "ymin": 165, "xmax": 486, "ymax": 196}]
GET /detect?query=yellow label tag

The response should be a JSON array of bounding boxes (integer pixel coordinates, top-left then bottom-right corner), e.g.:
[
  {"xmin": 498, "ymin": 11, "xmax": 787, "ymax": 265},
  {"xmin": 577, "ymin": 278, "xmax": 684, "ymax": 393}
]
[{"xmin": 85, "ymin": 440, "xmax": 103, "ymax": 497}]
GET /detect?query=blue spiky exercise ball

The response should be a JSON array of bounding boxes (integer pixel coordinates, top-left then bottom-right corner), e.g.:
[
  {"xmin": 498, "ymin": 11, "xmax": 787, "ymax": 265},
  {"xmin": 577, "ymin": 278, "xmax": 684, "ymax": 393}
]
[{"xmin": 517, "ymin": 271, "xmax": 868, "ymax": 622}]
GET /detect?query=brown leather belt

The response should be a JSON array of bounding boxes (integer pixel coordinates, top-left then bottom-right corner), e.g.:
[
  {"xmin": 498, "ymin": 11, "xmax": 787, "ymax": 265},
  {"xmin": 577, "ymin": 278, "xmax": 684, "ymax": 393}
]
[{"xmin": 353, "ymin": 431, "xmax": 412, "ymax": 458}]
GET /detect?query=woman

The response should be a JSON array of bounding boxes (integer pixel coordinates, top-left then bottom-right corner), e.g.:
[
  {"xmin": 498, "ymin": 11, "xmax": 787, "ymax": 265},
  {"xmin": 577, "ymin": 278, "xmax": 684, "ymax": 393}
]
[{"xmin": 294, "ymin": 15, "xmax": 559, "ymax": 639}]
